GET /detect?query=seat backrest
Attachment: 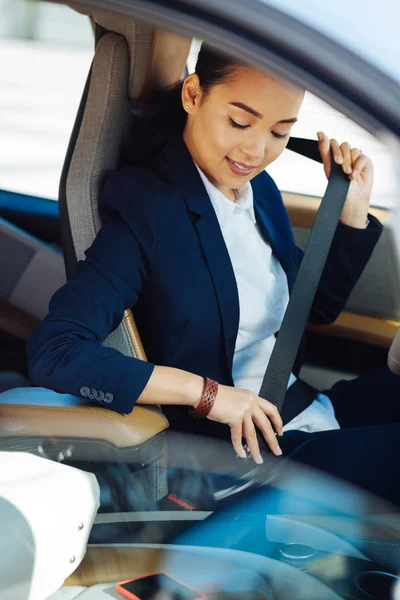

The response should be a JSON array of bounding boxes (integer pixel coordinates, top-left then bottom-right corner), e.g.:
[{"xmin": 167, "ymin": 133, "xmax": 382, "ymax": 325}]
[{"xmin": 60, "ymin": 6, "xmax": 191, "ymax": 359}]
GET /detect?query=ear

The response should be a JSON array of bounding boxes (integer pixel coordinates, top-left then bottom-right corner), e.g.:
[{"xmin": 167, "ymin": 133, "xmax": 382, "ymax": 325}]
[{"xmin": 181, "ymin": 73, "xmax": 203, "ymax": 114}]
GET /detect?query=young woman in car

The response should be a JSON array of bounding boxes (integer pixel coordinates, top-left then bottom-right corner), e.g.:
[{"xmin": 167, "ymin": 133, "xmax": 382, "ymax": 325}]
[{"xmin": 27, "ymin": 45, "xmax": 400, "ymax": 506}]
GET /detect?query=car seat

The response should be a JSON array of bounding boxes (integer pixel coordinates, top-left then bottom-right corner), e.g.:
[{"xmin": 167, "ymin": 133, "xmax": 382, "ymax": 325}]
[{"xmin": 0, "ymin": 6, "xmax": 191, "ymax": 510}]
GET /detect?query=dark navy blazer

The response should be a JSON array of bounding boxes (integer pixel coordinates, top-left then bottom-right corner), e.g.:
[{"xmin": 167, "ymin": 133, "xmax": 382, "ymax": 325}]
[{"xmin": 27, "ymin": 133, "xmax": 382, "ymax": 433}]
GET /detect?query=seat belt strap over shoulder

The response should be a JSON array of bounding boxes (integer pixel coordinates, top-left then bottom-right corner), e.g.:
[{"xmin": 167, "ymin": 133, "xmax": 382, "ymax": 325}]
[{"xmin": 259, "ymin": 138, "xmax": 351, "ymax": 414}]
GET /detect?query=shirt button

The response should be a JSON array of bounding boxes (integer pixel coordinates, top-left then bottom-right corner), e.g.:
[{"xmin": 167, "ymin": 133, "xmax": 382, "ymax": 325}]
[
  {"xmin": 104, "ymin": 392, "xmax": 114, "ymax": 404},
  {"xmin": 80, "ymin": 386, "xmax": 90, "ymax": 397}
]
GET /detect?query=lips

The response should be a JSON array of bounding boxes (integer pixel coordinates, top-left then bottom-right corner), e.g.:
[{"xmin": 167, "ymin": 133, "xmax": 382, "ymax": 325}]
[{"xmin": 226, "ymin": 157, "xmax": 257, "ymax": 177}]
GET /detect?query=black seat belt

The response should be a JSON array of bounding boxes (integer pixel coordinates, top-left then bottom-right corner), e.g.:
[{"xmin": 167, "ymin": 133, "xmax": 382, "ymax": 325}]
[{"xmin": 258, "ymin": 137, "xmax": 351, "ymax": 415}]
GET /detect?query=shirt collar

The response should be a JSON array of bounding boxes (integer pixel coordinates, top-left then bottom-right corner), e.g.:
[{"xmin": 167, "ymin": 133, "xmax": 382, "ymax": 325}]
[{"xmin": 194, "ymin": 162, "xmax": 256, "ymax": 228}]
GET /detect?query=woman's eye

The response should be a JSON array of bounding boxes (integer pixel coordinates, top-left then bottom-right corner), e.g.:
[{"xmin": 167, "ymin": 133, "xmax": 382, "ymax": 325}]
[
  {"xmin": 272, "ymin": 131, "xmax": 289, "ymax": 139},
  {"xmin": 229, "ymin": 117, "xmax": 250, "ymax": 130}
]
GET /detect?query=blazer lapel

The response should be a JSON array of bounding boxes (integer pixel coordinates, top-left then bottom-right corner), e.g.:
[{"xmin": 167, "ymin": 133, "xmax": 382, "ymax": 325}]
[
  {"xmin": 158, "ymin": 134, "xmax": 240, "ymax": 374},
  {"xmin": 252, "ymin": 183, "xmax": 298, "ymax": 291}
]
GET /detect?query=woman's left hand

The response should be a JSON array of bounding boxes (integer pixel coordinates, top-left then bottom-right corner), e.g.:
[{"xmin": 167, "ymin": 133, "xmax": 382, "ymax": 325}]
[{"xmin": 317, "ymin": 131, "xmax": 374, "ymax": 229}]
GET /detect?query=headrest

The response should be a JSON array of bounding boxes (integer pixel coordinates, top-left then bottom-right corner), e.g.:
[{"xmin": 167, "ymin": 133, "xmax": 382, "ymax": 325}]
[{"xmin": 67, "ymin": 3, "xmax": 192, "ymax": 99}]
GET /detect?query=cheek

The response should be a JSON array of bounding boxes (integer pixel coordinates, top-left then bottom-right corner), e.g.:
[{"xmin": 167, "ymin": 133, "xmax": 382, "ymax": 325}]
[
  {"xmin": 195, "ymin": 111, "xmax": 235, "ymax": 159},
  {"xmin": 263, "ymin": 143, "xmax": 287, "ymax": 168}
]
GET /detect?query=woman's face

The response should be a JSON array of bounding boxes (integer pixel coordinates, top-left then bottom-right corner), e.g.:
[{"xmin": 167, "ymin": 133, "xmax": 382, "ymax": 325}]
[{"xmin": 182, "ymin": 66, "xmax": 305, "ymax": 199}]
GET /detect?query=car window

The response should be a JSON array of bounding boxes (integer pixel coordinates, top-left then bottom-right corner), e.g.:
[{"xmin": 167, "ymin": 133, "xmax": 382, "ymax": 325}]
[
  {"xmin": 0, "ymin": 1, "xmax": 93, "ymax": 200},
  {"xmin": 188, "ymin": 40, "xmax": 397, "ymax": 209},
  {"xmin": 271, "ymin": 93, "xmax": 397, "ymax": 209}
]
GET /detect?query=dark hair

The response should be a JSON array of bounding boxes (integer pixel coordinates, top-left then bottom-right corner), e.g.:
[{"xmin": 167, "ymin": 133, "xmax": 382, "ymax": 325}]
[{"xmin": 127, "ymin": 44, "xmax": 242, "ymax": 165}]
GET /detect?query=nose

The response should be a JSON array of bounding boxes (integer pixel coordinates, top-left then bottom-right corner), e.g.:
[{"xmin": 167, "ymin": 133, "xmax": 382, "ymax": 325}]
[{"xmin": 240, "ymin": 132, "xmax": 267, "ymax": 163}]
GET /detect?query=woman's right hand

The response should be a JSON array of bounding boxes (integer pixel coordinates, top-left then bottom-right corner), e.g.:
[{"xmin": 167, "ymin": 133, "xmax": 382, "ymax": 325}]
[{"xmin": 206, "ymin": 385, "xmax": 283, "ymax": 464}]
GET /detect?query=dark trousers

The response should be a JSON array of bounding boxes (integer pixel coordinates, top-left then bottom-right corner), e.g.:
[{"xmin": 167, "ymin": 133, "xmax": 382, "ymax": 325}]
[{"xmin": 279, "ymin": 366, "xmax": 400, "ymax": 507}]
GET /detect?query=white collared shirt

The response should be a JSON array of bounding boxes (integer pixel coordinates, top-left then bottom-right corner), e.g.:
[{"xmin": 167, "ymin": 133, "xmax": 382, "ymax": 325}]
[{"xmin": 194, "ymin": 162, "xmax": 340, "ymax": 434}]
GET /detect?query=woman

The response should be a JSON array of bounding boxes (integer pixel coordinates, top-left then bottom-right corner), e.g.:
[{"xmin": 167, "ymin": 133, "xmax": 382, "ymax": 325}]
[{"xmin": 27, "ymin": 45, "xmax": 400, "ymax": 505}]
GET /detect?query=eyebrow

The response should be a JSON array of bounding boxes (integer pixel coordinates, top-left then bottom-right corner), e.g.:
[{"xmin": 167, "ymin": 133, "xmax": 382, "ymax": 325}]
[{"xmin": 229, "ymin": 101, "xmax": 298, "ymax": 124}]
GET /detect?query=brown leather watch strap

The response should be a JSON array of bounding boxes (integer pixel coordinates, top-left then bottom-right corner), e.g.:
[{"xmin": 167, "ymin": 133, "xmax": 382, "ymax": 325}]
[{"xmin": 190, "ymin": 377, "xmax": 218, "ymax": 419}]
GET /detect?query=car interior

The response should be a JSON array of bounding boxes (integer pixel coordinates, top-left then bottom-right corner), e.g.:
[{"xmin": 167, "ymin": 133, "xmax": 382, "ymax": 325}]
[{"xmin": 0, "ymin": 2, "xmax": 400, "ymax": 599}]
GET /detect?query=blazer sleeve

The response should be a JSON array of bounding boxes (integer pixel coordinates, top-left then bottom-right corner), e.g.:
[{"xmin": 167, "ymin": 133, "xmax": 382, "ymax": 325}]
[
  {"xmin": 297, "ymin": 214, "xmax": 383, "ymax": 325},
  {"xmin": 26, "ymin": 168, "xmax": 160, "ymax": 414}
]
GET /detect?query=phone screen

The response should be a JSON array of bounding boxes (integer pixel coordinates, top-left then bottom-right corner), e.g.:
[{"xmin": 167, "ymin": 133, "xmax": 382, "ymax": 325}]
[{"xmin": 118, "ymin": 574, "xmax": 200, "ymax": 600}]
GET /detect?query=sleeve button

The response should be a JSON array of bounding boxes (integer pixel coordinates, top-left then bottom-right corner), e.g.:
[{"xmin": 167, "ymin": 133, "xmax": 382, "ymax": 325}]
[{"xmin": 104, "ymin": 392, "xmax": 114, "ymax": 404}]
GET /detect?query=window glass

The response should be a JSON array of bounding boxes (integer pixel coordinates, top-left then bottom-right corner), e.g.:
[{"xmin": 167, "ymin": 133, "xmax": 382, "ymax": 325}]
[
  {"xmin": 0, "ymin": 0, "xmax": 93, "ymax": 200},
  {"xmin": 270, "ymin": 93, "xmax": 397, "ymax": 209}
]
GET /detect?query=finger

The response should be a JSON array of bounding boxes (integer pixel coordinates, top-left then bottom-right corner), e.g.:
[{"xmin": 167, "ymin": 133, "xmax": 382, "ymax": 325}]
[
  {"xmin": 258, "ymin": 398, "xmax": 283, "ymax": 436},
  {"xmin": 350, "ymin": 154, "xmax": 369, "ymax": 180},
  {"xmin": 243, "ymin": 415, "xmax": 263, "ymax": 464},
  {"xmin": 349, "ymin": 148, "xmax": 363, "ymax": 178},
  {"xmin": 317, "ymin": 131, "xmax": 331, "ymax": 158},
  {"xmin": 340, "ymin": 142, "xmax": 352, "ymax": 175},
  {"xmin": 330, "ymin": 138, "xmax": 343, "ymax": 164},
  {"xmin": 350, "ymin": 147, "xmax": 362, "ymax": 162},
  {"xmin": 253, "ymin": 409, "xmax": 283, "ymax": 457},
  {"xmin": 230, "ymin": 422, "xmax": 246, "ymax": 459},
  {"xmin": 317, "ymin": 131, "xmax": 331, "ymax": 177}
]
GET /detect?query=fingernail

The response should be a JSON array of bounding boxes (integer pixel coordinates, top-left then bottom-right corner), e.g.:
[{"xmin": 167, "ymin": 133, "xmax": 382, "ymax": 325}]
[
  {"xmin": 352, "ymin": 170, "xmax": 358, "ymax": 178},
  {"xmin": 336, "ymin": 155, "xmax": 343, "ymax": 164},
  {"xmin": 345, "ymin": 165, "xmax": 352, "ymax": 174},
  {"xmin": 317, "ymin": 132, "xmax": 322, "ymax": 141},
  {"xmin": 275, "ymin": 446, "xmax": 283, "ymax": 456},
  {"xmin": 256, "ymin": 454, "xmax": 264, "ymax": 465},
  {"xmin": 238, "ymin": 449, "xmax": 247, "ymax": 459}
]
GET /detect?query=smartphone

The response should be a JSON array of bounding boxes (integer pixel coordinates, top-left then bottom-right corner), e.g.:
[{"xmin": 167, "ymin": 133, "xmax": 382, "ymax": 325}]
[{"xmin": 116, "ymin": 572, "xmax": 207, "ymax": 600}]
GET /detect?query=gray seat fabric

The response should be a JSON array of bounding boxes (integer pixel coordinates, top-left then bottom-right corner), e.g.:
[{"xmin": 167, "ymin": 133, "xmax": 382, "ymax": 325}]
[
  {"xmin": 64, "ymin": 12, "xmax": 191, "ymax": 358},
  {"xmin": 65, "ymin": 31, "xmax": 139, "ymax": 358},
  {"xmin": 60, "ymin": 12, "xmax": 190, "ymax": 502}
]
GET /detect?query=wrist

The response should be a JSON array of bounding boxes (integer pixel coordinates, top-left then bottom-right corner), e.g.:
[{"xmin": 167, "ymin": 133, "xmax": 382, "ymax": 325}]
[
  {"xmin": 184, "ymin": 373, "xmax": 205, "ymax": 408},
  {"xmin": 138, "ymin": 366, "xmax": 205, "ymax": 407},
  {"xmin": 340, "ymin": 216, "xmax": 369, "ymax": 229},
  {"xmin": 189, "ymin": 377, "xmax": 219, "ymax": 418},
  {"xmin": 340, "ymin": 200, "xmax": 370, "ymax": 229},
  {"xmin": 340, "ymin": 209, "xmax": 369, "ymax": 229}
]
